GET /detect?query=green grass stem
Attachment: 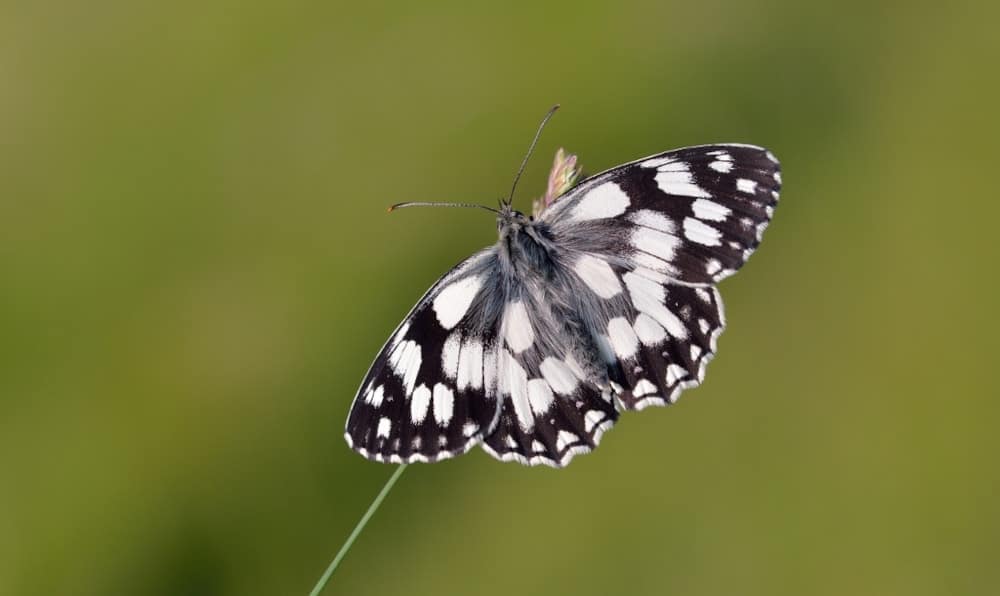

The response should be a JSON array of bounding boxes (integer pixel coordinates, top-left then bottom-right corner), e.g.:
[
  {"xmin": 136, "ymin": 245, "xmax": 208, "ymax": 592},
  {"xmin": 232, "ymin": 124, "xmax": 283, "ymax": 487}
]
[{"xmin": 309, "ymin": 464, "xmax": 408, "ymax": 596}]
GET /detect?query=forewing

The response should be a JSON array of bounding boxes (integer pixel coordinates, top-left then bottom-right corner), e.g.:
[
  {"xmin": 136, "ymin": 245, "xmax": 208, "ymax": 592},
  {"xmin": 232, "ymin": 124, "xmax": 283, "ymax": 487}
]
[
  {"xmin": 345, "ymin": 250, "xmax": 502, "ymax": 463},
  {"xmin": 542, "ymin": 144, "xmax": 780, "ymax": 284}
]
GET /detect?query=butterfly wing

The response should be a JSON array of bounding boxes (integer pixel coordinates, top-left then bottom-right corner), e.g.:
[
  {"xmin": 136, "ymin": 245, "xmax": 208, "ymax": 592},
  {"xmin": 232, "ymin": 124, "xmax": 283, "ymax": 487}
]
[
  {"xmin": 532, "ymin": 144, "xmax": 780, "ymax": 412},
  {"xmin": 344, "ymin": 249, "xmax": 503, "ymax": 463},
  {"xmin": 580, "ymin": 260, "xmax": 729, "ymax": 412},
  {"xmin": 479, "ymin": 348, "xmax": 619, "ymax": 467},
  {"xmin": 541, "ymin": 144, "xmax": 780, "ymax": 284},
  {"xmin": 475, "ymin": 256, "xmax": 724, "ymax": 466},
  {"xmin": 347, "ymin": 143, "xmax": 780, "ymax": 467},
  {"xmin": 477, "ymin": 286, "xmax": 621, "ymax": 467}
]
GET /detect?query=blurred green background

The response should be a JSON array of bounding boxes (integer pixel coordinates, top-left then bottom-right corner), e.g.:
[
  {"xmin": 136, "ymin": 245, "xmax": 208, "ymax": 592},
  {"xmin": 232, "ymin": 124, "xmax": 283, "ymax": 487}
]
[{"xmin": 2, "ymin": 1, "xmax": 998, "ymax": 595}]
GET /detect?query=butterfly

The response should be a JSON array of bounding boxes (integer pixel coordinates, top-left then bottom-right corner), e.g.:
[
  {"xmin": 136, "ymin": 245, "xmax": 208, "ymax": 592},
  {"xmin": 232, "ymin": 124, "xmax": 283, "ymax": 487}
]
[{"xmin": 345, "ymin": 108, "xmax": 780, "ymax": 467}]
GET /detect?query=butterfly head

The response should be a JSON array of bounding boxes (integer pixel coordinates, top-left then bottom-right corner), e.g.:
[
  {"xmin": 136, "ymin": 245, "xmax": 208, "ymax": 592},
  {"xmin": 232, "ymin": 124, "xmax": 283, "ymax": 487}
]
[
  {"xmin": 496, "ymin": 202, "xmax": 529, "ymax": 233},
  {"xmin": 495, "ymin": 201, "xmax": 556, "ymax": 275}
]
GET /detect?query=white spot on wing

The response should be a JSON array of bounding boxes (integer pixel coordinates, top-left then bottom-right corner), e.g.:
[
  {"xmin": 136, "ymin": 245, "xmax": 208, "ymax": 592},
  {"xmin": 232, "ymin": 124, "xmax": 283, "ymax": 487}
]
[
  {"xmin": 442, "ymin": 332, "xmax": 461, "ymax": 379},
  {"xmin": 629, "ymin": 210, "xmax": 676, "ymax": 233},
  {"xmin": 556, "ymin": 430, "xmax": 580, "ymax": 451},
  {"xmin": 632, "ymin": 227, "xmax": 681, "ymax": 262},
  {"xmin": 500, "ymin": 350, "xmax": 533, "ymax": 431},
  {"xmin": 708, "ymin": 160, "xmax": 733, "ymax": 173},
  {"xmin": 607, "ymin": 316, "xmax": 640, "ymax": 359},
  {"xmin": 432, "ymin": 275, "xmax": 482, "ymax": 329},
  {"xmin": 683, "ymin": 217, "xmax": 722, "ymax": 246},
  {"xmin": 456, "ymin": 338, "xmax": 484, "ymax": 390},
  {"xmin": 655, "ymin": 162, "xmax": 712, "ymax": 198},
  {"xmin": 410, "ymin": 384, "xmax": 431, "ymax": 423},
  {"xmin": 624, "ymin": 273, "xmax": 688, "ymax": 339},
  {"xmin": 483, "ymin": 349, "xmax": 497, "ymax": 397},
  {"xmin": 691, "ymin": 199, "xmax": 731, "ymax": 222},
  {"xmin": 570, "ymin": 181, "xmax": 631, "ymax": 221},
  {"xmin": 698, "ymin": 318, "xmax": 710, "ymax": 334},
  {"xmin": 503, "ymin": 300, "xmax": 534, "ymax": 353},
  {"xmin": 632, "ymin": 251, "xmax": 678, "ymax": 276},
  {"xmin": 527, "ymin": 379, "xmax": 555, "ymax": 414},
  {"xmin": 377, "ymin": 417, "xmax": 391, "ymax": 439},
  {"xmin": 706, "ymin": 258, "xmax": 722, "ymax": 276},
  {"xmin": 388, "ymin": 340, "xmax": 422, "ymax": 397},
  {"xmin": 690, "ymin": 344, "xmax": 702, "ymax": 362},
  {"xmin": 584, "ymin": 410, "xmax": 605, "ymax": 433},
  {"xmin": 633, "ymin": 313, "xmax": 667, "ymax": 346},
  {"xmin": 539, "ymin": 357, "xmax": 579, "ymax": 395},
  {"xmin": 432, "ymin": 383, "xmax": 454, "ymax": 426},
  {"xmin": 573, "ymin": 254, "xmax": 622, "ymax": 299},
  {"xmin": 736, "ymin": 178, "xmax": 758, "ymax": 194},
  {"xmin": 365, "ymin": 384, "xmax": 385, "ymax": 407},
  {"xmin": 666, "ymin": 364, "xmax": 686, "ymax": 386},
  {"xmin": 633, "ymin": 378, "xmax": 657, "ymax": 396}
]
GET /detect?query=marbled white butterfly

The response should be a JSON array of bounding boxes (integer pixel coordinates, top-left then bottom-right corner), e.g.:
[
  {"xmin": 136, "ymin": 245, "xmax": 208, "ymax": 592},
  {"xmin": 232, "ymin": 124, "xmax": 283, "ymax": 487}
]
[{"xmin": 345, "ymin": 108, "xmax": 780, "ymax": 467}]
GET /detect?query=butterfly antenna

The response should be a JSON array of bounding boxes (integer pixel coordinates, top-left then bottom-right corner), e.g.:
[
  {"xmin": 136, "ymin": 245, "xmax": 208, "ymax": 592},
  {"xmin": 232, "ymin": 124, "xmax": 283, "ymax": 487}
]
[
  {"xmin": 506, "ymin": 104, "xmax": 560, "ymax": 206},
  {"xmin": 387, "ymin": 201, "xmax": 500, "ymax": 214}
]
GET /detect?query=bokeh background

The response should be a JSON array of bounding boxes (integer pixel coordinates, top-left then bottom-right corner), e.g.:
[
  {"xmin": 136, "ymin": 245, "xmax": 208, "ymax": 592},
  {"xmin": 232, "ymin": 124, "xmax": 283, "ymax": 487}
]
[{"xmin": 2, "ymin": 1, "xmax": 998, "ymax": 595}]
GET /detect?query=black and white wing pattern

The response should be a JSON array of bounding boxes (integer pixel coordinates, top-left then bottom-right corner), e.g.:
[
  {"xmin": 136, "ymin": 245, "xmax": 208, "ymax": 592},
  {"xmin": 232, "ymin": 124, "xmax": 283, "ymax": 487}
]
[
  {"xmin": 345, "ymin": 246, "xmax": 621, "ymax": 467},
  {"xmin": 533, "ymin": 143, "xmax": 780, "ymax": 411},
  {"xmin": 345, "ymin": 250, "xmax": 502, "ymax": 463},
  {"xmin": 345, "ymin": 142, "xmax": 780, "ymax": 467},
  {"xmin": 478, "ymin": 277, "xmax": 621, "ymax": 467},
  {"xmin": 542, "ymin": 143, "xmax": 780, "ymax": 284}
]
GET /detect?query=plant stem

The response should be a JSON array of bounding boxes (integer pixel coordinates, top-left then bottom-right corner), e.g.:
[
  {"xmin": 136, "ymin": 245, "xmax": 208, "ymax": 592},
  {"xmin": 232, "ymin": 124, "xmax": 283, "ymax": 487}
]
[{"xmin": 309, "ymin": 464, "xmax": 409, "ymax": 596}]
